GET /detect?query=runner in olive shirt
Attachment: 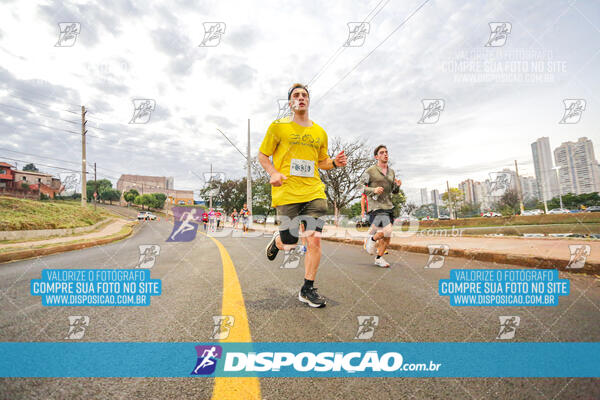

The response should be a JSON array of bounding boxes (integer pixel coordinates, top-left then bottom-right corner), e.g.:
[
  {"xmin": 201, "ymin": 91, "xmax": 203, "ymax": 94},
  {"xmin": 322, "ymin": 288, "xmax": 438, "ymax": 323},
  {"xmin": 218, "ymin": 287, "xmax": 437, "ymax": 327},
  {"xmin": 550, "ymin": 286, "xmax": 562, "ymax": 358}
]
[
  {"xmin": 258, "ymin": 83, "xmax": 347, "ymax": 307},
  {"xmin": 362, "ymin": 145, "xmax": 402, "ymax": 268}
]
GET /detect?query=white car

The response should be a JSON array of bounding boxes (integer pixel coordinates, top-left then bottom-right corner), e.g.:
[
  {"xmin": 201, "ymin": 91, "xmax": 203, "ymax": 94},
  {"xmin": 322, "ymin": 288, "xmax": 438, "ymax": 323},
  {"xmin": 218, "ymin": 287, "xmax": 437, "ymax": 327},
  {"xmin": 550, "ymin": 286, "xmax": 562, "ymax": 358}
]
[
  {"xmin": 482, "ymin": 212, "xmax": 501, "ymax": 217},
  {"xmin": 521, "ymin": 209, "xmax": 543, "ymax": 216},
  {"xmin": 137, "ymin": 212, "xmax": 157, "ymax": 220},
  {"xmin": 547, "ymin": 208, "xmax": 570, "ymax": 214}
]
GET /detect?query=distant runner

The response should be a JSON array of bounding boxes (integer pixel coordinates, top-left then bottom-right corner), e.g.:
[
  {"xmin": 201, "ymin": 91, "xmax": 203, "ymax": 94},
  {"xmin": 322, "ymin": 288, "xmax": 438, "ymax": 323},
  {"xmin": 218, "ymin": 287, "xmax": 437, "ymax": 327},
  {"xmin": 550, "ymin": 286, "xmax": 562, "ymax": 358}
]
[{"xmin": 361, "ymin": 144, "xmax": 402, "ymax": 268}]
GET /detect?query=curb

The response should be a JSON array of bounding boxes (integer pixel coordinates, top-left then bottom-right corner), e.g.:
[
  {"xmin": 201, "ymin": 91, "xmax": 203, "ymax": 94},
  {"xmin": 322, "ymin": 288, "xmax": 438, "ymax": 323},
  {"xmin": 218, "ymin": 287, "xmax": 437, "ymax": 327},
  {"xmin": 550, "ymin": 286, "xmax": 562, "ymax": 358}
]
[
  {"xmin": 320, "ymin": 236, "xmax": 600, "ymax": 275},
  {"xmin": 0, "ymin": 222, "xmax": 139, "ymax": 264}
]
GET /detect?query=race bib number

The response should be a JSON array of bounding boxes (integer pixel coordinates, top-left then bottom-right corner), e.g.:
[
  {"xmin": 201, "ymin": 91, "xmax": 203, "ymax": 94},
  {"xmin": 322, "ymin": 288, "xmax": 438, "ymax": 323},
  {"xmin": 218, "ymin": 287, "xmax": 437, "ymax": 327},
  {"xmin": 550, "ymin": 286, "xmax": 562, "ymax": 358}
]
[{"xmin": 290, "ymin": 159, "xmax": 314, "ymax": 177}]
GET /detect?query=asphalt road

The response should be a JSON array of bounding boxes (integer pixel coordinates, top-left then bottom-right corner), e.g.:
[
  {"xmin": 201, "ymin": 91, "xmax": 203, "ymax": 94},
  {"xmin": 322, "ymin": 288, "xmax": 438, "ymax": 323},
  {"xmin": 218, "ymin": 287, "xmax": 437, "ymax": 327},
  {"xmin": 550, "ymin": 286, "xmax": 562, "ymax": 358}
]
[{"xmin": 1, "ymin": 219, "xmax": 599, "ymax": 399}]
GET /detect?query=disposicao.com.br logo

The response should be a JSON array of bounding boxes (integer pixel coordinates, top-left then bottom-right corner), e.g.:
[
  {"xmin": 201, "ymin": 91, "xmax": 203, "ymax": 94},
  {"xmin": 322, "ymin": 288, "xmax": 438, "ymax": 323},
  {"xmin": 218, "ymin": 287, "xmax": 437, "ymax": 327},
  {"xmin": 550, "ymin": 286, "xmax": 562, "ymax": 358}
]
[{"xmin": 190, "ymin": 344, "xmax": 441, "ymax": 377}]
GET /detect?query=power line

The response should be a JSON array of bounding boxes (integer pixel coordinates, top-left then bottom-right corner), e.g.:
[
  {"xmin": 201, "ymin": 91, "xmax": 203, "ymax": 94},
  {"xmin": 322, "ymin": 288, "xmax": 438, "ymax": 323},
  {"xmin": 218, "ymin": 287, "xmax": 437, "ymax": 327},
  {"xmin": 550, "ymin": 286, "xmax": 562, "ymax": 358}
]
[
  {"xmin": 4, "ymin": 87, "xmax": 82, "ymax": 111},
  {"xmin": 0, "ymin": 155, "xmax": 90, "ymax": 174},
  {"xmin": 4, "ymin": 119, "xmax": 81, "ymax": 136},
  {"xmin": 0, "ymin": 102, "xmax": 80, "ymax": 125},
  {"xmin": 216, "ymin": 128, "xmax": 247, "ymax": 159},
  {"xmin": 315, "ymin": 0, "xmax": 431, "ymax": 104},
  {"xmin": 307, "ymin": 0, "xmax": 392, "ymax": 87},
  {"xmin": 0, "ymin": 147, "xmax": 80, "ymax": 166}
]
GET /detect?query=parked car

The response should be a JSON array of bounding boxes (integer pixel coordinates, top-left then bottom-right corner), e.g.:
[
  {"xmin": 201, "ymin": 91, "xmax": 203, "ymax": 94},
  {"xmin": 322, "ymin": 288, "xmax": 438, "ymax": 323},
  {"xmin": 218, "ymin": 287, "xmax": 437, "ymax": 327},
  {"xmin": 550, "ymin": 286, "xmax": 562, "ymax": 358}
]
[
  {"xmin": 521, "ymin": 209, "xmax": 543, "ymax": 216},
  {"xmin": 137, "ymin": 211, "xmax": 157, "ymax": 220},
  {"xmin": 547, "ymin": 208, "xmax": 570, "ymax": 214},
  {"xmin": 482, "ymin": 211, "xmax": 501, "ymax": 217},
  {"xmin": 253, "ymin": 217, "xmax": 266, "ymax": 224},
  {"xmin": 438, "ymin": 214, "xmax": 451, "ymax": 220},
  {"xmin": 585, "ymin": 206, "xmax": 600, "ymax": 213}
]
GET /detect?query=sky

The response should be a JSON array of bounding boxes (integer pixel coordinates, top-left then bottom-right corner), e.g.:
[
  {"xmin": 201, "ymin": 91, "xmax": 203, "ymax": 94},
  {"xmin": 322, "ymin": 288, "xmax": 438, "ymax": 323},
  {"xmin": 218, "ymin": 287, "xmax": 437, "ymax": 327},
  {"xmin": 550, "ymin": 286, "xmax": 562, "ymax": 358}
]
[{"xmin": 0, "ymin": 0, "xmax": 598, "ymax": 203}]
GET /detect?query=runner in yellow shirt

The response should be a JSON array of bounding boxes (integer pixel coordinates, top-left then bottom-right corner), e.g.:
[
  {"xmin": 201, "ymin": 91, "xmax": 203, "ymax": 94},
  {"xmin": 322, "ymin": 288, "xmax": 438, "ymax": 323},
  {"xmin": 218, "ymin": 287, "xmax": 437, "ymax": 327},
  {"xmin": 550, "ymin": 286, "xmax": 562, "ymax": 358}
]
[{"xmin": 258, "ymin": 83, "xmax": 347, "ymax": 307}]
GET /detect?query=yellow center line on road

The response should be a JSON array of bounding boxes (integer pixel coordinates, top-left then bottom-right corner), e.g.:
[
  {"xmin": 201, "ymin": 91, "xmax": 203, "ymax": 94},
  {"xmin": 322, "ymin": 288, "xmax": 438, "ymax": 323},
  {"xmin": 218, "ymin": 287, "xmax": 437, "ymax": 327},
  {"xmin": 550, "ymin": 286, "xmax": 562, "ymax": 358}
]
[{"xmin": 205, "ymin": 233, "xmax": 261, "ymax": 400}]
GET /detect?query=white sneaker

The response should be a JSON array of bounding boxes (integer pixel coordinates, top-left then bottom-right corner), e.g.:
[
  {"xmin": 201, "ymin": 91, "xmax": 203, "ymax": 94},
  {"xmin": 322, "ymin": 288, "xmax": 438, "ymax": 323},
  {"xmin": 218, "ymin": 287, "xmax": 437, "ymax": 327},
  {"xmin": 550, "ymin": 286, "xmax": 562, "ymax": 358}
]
[
  {"xmin": 374, "ymin": 257, "xmax": 390, "ymax": 268},
  {"xmin": 364, "ymin": 236, "xmax": 377, "ymax": 255}
]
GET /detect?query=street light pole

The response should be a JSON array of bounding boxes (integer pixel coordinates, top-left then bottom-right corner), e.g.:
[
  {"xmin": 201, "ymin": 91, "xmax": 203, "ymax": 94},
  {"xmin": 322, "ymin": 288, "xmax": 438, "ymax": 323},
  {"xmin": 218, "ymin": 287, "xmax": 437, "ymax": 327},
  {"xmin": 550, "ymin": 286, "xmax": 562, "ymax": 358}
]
[
  {"xmin": 553, "ymin": 166, "xmax": 563, "ymax": 209},
  {"xmin": 247, "ymin": 118, "xmax": 252, "ymax": 215}
]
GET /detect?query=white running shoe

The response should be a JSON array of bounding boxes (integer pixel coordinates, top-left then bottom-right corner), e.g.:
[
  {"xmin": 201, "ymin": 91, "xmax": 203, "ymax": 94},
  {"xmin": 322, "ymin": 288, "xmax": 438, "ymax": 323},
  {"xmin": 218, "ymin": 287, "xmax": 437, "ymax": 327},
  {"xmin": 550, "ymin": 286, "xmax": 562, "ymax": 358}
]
[
  {"xmin": 374, "ymin": 257, "xmax": 390, "ymax": 268},
  {"xmin": 364, "ymin": 236, "xmax": 377, "ymax": 255}
]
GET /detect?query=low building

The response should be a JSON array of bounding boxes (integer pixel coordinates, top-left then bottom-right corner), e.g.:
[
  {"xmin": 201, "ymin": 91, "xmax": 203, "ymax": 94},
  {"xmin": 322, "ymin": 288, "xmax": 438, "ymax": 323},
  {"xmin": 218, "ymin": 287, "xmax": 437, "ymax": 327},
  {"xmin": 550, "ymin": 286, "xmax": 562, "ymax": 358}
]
[
  {"xmin": 0, "ymin": 163, "xmax": 62, "ymax": 198},
  {"xmin": 117, "ymin": 174, "xmax": 193, "ymax": 206},
  {"xmin": 0, "ymin": 162, "xmax": 16, "ymax": 189}
]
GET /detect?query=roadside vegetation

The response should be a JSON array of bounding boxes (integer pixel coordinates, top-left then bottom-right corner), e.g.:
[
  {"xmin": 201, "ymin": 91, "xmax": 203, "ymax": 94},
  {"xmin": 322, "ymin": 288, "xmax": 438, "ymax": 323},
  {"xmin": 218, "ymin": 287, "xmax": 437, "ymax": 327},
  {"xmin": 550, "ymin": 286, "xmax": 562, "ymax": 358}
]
[{"xmin": 0, "ymin": 196, "xmax": 111, "ymax": 231}]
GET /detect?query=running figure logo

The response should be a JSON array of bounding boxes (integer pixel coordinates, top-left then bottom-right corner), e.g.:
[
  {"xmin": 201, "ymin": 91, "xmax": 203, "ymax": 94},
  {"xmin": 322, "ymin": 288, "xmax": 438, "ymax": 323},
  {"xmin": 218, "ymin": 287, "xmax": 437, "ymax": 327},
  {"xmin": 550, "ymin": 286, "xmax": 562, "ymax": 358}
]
[
  {"xmin": 137, "ymin": 245, "xmax": 161, "ymax": 268},
  {"xmin": 418, "ymin": 99, "xmax": 445, "ymax": 124},
  {"xmin": 485, "ymin": 22, "xmax": 512, "ymax": 47},
  {"xmin": 55, "ymin": 23, "xmax": 80, "ymax": 47},
  {"xmin": 202, "ymin": 172, "xmax": 226, "ymax": 183},
  {"xmin": 489, "ymin": 172, "xmax": 512, "ymax": 197},
  {"xmin": 355, "ymin": 316, "xmax": 379, "ymax": 340},
  {"xmin": 566, "ymin": 244, "xmax": 590, "ymax": 269},
  {"xmin": 496, "ymin": 316, "xmax": 520, "ymax": 340},
  {"xmin": 281, "ymin": 247, "xmax": 303, "ymax": 269},
  {"xmin": 129, "ymin": 99, "xmax": 155, "ymax": 124},
  {"xmin": 199, "ymin": 22, "xmax": 226, "ymax": 47},
  {"xmin": 275, "ymin": 99, "xmax": 295, "ymax": 123},
  {"xmin": 65, "ymin": 316, "xmax": 89, "ymax": 339},
  {"xmin": 210, "ymin": 316, "xmax": 234, "ymax": 340},
  {"xmin": 167, "ymin": 208, "xmax": 200, "ymax": 242},
  {"xmin": 58, "ymin": 173, "xmax": 80, "ymax": 196},
  {"xmin": 344, "ymin": 22, "xmax": 370, "ymax": 47},
  {"xmin": 425, "ymin": 244, "xmax": 449, "ymax": 269},
  {"xmin": 191, "ymin": 345, "xmax": 223, "ymax": 375},
  {"xmin": 559, "ymin": 99, "xmax": 586, "ymax": 124}
]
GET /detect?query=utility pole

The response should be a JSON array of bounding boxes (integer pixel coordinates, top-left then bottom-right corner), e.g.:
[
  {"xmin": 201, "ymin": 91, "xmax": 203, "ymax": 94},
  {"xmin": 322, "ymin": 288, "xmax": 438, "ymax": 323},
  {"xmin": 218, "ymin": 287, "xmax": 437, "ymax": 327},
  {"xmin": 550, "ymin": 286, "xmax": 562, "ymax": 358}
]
[
  {"xmin": 514, "ymin": 160, "xmax": 524, "ymax": 214},
  {"xmin": 247, "ymin": 118, "xmax": 252, "ymax": 214},
  {"xmin": 81, "ymin": 106, "xmax": 87, "ymax": 207},
  {"xmin": 553, "ymin": 167, "xmax": 564, "ymax": 209},
  {"xmin": 94, "ymin": 162, "xmax": 97, "ymax": 210},
  {"xmin": 446, "ymin": 180, "xmax": 453, "ymax": 219}
]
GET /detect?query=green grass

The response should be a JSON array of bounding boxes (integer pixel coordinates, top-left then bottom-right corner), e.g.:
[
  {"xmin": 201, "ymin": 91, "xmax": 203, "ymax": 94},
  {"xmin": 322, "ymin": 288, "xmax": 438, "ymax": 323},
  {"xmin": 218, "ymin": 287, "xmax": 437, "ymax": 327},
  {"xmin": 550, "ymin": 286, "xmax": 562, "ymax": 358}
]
[
  {"xmin": 416, "ymin": 213, "xmax": 600, "ymax": 229},
  {"xmin": 0, "ymin": 197, "xmax": 111, "ymax": 231}
]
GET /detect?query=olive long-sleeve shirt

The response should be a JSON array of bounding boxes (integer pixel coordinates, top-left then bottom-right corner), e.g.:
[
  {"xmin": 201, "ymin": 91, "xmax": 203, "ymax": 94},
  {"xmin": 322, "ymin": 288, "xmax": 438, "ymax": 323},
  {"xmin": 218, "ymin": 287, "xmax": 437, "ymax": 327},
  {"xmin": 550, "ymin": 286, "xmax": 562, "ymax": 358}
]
[{"xmin": 361, "ymin": 164, "xmax": 400, "ymax": 211}]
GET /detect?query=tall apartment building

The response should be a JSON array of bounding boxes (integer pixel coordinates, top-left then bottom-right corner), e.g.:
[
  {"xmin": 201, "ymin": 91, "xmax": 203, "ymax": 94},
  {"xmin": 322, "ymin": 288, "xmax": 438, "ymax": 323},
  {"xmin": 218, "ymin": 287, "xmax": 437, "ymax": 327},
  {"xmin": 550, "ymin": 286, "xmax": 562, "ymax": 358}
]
[
  {"xmin": 553, "ymin": 137, "xmax": 600, "ymax": 195},
  {"xmin": 519, "ymin": 176, "xmax": 539, "ymax": 201},
  {"xmin": 458, "ymin": 179, "xmax": 476, "ymax": 204},
  {"xmin": 420, "ymin": 188, "xmax": 429, "ymax": 205},
  {"xmin": 531, "ymin": 137, "xmax": 559, "ymax": 201},
  {"xmin": 430, "ymin": 189, "xmax": 440, "ymax": 217}
]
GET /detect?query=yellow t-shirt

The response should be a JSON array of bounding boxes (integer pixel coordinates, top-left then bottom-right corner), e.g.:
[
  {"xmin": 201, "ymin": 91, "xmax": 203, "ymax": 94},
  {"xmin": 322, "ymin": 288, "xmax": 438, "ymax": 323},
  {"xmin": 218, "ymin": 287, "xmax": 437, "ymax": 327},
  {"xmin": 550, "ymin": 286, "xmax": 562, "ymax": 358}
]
[{"xmin": 259, "ymin": 120, "xmax": 329, "ymax": 207}]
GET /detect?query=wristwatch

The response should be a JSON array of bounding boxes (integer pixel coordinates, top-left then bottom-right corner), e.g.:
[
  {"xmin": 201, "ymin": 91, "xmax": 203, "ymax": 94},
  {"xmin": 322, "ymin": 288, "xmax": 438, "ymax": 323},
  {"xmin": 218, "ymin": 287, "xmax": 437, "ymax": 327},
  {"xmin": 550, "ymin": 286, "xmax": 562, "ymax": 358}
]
[{"xmin": 332, "ymin": 159, "xmax": 338, "ymax": 169}]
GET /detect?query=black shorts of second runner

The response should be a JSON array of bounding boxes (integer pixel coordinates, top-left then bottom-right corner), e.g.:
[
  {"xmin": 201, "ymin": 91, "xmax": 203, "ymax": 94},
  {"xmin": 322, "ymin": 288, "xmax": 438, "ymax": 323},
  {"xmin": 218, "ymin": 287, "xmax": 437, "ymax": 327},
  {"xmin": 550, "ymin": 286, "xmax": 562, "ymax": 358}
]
[
  {"xmin": 276, "ymin": 198, "xmax": 328, "ymax": 245},
  {"xmin": 368, "ymin": 209, "xmax": 395, "ymax": 228}
]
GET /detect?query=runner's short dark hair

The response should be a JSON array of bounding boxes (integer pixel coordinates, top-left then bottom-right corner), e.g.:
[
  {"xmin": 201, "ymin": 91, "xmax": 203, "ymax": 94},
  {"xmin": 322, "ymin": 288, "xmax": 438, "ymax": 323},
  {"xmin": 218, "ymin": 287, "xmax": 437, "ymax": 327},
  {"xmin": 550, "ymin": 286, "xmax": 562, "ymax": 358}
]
[
  {"xmin": 288, "ymin": 83, "xmax": 309, "ymax": 100},
  {"xmin": 374, "ymin": 145, "xmax": 387, "ymax": 156}
]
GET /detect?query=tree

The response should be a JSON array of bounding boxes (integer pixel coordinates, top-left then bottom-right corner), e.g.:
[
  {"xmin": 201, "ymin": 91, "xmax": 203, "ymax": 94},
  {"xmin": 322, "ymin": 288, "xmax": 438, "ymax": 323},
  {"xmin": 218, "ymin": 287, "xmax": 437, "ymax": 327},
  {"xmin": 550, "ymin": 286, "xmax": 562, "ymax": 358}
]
[
  {"xmin": 497, "ymin": 189, "xmax": 520, "ymax": 215},
  {"xmin": 86, "ymin": 179, "xmax": 113, "ymax": 202},
  {"xmin": 250, "ymin": 157, "xmax": 274, "ymax": 217},
  {"xmin": 319, "ymin": 137, "xmax": 373, "ymax": 225},
  {"xmin": 23, "ymin": 163, "xmax": 39, "ymax": 172},
  {"xmin": 152, "ymin": 193, "xmax": 167, "ymax": 209},
  {"xmin": 134, "ymin": 195, "xmax": 143, "ymax": 209},
  {"xmin": 199, "ymin": 178, "xmax": 247, "ymax": 213},
  {"xmin": 459, "ymin": 202, "xmax": 481, "ymax": 218},
  {"xmin": 102, "ymin": 189, "xmax": 121, "ymax": 205},
  {"xmin": 391, "ymin": 191, "xmax": 407, "ymax": 217},
  {"xmin": 124, "ymin": 189, "xmax": 139, "ymax": 205},
  {"xmin": 441, "ymin": 188, "xmax": 464, "ymax": 218}
]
